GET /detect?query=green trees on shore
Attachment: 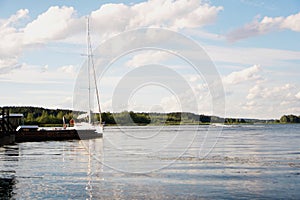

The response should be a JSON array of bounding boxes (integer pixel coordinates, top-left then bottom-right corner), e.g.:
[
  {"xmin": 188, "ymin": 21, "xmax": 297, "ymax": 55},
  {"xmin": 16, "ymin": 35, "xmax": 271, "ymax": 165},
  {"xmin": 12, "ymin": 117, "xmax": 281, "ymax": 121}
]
[
  {"xmin": 2, "ymin": 106, "xmax": 300, "ymax": 126},
  {"xmin": 3, "ymin": 106, "xmax": 219, "ymax": 126},
  {"xmin": 280, "ymin": 115, "xmax": 300, "ymax": 123},
  {"xmin": 4, "ymin": 106, "xmax": 73, "ymax": 126}
]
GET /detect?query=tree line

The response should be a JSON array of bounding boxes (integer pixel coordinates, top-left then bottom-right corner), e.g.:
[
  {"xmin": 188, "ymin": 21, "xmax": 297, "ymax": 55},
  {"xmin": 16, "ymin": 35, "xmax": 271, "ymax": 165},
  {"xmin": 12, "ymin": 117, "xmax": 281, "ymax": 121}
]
[
  {"xmin": 3, "ymin": 106, "xmax": 73, "ymax": 125},
  {"xmin": 280, "ymin": 115, "xmax": 300, "ymax": 123},
  {"xmin": 4, "ymin": 106, "xmax": 298, "ymax": 126}
]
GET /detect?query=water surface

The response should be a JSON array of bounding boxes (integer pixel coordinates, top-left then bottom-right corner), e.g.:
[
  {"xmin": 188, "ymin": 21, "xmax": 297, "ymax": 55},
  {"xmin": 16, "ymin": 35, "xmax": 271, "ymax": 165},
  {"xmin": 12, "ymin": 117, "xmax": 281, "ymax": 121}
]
[{"xmin": 0, "ymin": 124, "xmax": 299, "ymax": 199}]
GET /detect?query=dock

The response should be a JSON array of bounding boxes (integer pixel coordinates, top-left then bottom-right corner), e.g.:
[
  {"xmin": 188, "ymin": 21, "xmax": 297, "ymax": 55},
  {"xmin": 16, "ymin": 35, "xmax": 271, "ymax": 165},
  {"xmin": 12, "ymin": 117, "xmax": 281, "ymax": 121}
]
[{"xmin": 0, "ymin": 108, "xmax": 16, "ymax": 146}]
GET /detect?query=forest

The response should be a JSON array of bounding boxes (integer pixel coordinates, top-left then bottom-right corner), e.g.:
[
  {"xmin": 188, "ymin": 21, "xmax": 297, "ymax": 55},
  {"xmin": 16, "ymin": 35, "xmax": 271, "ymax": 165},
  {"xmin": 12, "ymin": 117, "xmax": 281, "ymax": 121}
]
[
  {"xmin": 279, "ymin": 115, "xmax": 300, "ymax": 123},
  {"xmin": 2, "ymin": 106, "xmax": 215, "ymax": 126},
  {"xmin": 2, "ymin": 106, "xmax": 299, "ymax": 126}
]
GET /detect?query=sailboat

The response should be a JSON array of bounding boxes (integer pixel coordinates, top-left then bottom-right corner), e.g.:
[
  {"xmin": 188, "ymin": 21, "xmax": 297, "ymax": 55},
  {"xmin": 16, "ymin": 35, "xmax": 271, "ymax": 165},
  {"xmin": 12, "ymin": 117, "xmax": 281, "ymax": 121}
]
[
  {"xmin": 6, "ymin": 17, "xmax": 103, "ymax": 143},
  {"xmin": 72, "ymin": 17, "xmax": 104, "ymax": 136}
]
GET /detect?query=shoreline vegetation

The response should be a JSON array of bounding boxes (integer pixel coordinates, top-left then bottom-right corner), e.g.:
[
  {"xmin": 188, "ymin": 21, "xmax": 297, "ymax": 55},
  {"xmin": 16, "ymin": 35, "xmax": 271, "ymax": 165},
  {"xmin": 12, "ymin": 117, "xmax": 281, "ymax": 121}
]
[{"xmin": 1, "ymin": 106, "xmax": 300, "ymax": 127}]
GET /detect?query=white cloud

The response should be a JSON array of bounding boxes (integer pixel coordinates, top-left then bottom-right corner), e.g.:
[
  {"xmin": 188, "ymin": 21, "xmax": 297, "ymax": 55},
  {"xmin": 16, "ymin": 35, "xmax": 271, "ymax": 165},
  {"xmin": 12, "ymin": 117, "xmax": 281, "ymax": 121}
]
[
  {"xmin": 281, "ymin": 12, "xmax": 300, "ymax": 32},
  {"xmin": 23, "ymin": 6, "xmax": 79, "ymax": 44},
  {"xmin": 0, "ymin": 9, "xmax": 28, "ymax": 67},
  {"xmin": 223, "ymin": 64, "xmax": 262, "ymax": 85},
  {"xmin": 125, "ymin": 51, "xmax": 170, "ymax": 67},
  {"xmin": 220, "ymin": 63, "xmax": 300, "ymax": 118},
  {"xmin": 1, "ymin": 8, "xmax": 29, "ymax": 28},
  {"xmin": 222, "ymin": 65, "xmax": 264, "ymax": 117},
  {"xmin": 87, "ymin": 0, "xmax": 222, "ymax": 45},
  {"xmin": 246, "ymin": 84, "xmax": 263, "ymax": 100},
  {"xmin": 58, "ymin": 65, "xmax": 76, "ymax": 75},
  {"xmin": 227, "ymin": 11, "xmax": 300, "ymax": 42},
  {"xmin": 241, "ymin": 82, "xmax": 300, "ymax": 118},
  {"xmin": 247, "ymin": 83, "xmax": 294, "ymax": 100},
  {"xmin": 1, "ymin": 1, "xmax": 222, "ymax": 71},
  {"xmin": 295, "ymin": 91, "xmax": 300, "ymax": 99},
  {"xmin": 128, "ymin": 0, "xmax": 222, "ymax": 29}
]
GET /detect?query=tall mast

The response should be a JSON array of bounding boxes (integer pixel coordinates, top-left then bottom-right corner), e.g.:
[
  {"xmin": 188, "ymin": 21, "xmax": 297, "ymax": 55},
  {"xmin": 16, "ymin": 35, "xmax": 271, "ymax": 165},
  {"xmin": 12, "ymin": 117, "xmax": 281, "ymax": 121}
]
[
  {"xmin": 87, "ymin": 17, "xmax": 92, "ymax": 124},
  {"xmin": 87, "ymin": 17, "xmax": 102, "ymax": 125}
]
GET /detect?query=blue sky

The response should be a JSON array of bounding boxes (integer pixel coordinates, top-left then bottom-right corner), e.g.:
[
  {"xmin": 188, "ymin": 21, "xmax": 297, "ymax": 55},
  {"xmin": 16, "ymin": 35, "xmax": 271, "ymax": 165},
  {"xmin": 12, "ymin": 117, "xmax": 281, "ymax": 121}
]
[{"xmin": 0, "ymin": 0, "xmax": 299, "ymax": 119}]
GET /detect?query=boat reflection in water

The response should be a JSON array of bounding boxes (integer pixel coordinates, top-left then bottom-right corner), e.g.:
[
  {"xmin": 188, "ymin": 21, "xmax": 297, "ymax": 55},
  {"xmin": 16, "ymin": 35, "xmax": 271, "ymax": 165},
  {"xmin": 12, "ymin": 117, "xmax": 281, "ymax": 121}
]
[
  {"xmin": 0, "ymin": 138, "xmax": 104, "ymax": 199},
  {"xmin": 0, "ymin": 174, "xmax": 16, "ymax": 199},
  {"xmin": 0, "ymin": 145, "xmax": 18, "ymax": 199}
]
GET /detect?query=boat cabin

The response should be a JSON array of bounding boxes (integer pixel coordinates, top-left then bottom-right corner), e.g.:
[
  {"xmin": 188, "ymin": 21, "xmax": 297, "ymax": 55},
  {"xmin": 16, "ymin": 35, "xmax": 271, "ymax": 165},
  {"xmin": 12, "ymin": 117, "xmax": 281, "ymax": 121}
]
[{"xmin": 16, "ymin": 125, "xmax": 39, "ymax": 132}]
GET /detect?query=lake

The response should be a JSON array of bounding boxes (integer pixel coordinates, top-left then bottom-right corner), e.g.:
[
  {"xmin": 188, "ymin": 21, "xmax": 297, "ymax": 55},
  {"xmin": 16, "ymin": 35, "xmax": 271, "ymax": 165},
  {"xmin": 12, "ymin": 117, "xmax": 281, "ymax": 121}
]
[{"xmin": 0, "ymin": 124, "xmax": 299, "ymax": 199}]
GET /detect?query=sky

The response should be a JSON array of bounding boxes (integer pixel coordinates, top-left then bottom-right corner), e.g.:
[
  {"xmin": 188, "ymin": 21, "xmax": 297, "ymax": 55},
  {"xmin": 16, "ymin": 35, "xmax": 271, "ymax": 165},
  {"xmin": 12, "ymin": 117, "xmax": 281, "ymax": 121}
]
[{"xmin": 0, "ymin": 0, "xmax": 299, "ymax": 119}]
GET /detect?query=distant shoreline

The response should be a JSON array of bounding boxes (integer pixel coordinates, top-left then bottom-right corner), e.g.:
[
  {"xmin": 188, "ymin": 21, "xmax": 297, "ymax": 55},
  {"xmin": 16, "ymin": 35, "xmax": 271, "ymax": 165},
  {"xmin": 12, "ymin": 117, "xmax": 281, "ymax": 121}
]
[{"xmin": 1, "ymin": 106, "xmax": 299, "ymax": 126}]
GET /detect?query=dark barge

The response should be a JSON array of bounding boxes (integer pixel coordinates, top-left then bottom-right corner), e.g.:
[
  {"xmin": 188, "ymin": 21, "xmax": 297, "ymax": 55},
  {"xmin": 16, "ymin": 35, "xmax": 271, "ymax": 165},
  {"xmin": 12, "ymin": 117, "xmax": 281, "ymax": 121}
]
[
  {"xmin": 15, "ymin": 128, "xmax": 102, "ymax": 142},
  {"xmin": 0, "ymin": 108, "xmax": 102, "ymax": 145}
]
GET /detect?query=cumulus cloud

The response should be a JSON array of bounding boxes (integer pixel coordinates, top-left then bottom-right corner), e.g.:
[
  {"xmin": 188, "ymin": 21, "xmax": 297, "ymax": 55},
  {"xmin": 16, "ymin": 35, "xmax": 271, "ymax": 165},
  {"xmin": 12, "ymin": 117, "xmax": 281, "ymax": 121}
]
[
  {"xmin": 222, "ymin": 65, "xmax": 264, "ymax": 117},
  {"xmin": 159, "ymin": 86, "xmax": 213, "ymax": 114},
  {"xmin": 0, "ymin": 7, "xmax": 75, "ymax": 72},
  {"xmin": 125, "ymin": 51, "xmax": 171, "ymax": 67},
  {"xmin": 223, "ymin": 64, "xmax": 262, "ymax": 85},
  {"xmin": 88, "ymin": 0, "xmax": 222, "ymax": 43},
  {"xmin": 23, "ymin": 6, "xmax": 79, "ymax": 44},
  {"xmin": 295, "ymin": 91, "xmax": 300, "ymax": 99},
  {"xmin": 227, "ymin": 12, "xmax": 300, "ymax": 42},
  {"xmin": 241, "ymin": 83, "xmax": 300, "ymax": 118},
  {"xmin": 1, "ymin": 8, "xmax": 29, "ymax": 27},
  {"xmin": 0, "ymin": 9, "xmax": 29, "ymax": 68},
  {"xmin": 247, "ymin": 83, "xmax": 294, "ymax": 100},
  {"xmin": 246, "ymin": 84, "xmax": 263, "ymax": 100},
  {"xmin": 281, "ymin": 12, "xmax": 300, "ymax": 32},
  {"xmin": 90, "ymin": 0, "xmax": 222, "ymax": 30},
  {"xmin": 1, "ymin": 1, "xmax": 222, "ymax": 72}
]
